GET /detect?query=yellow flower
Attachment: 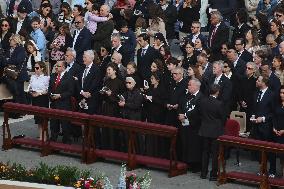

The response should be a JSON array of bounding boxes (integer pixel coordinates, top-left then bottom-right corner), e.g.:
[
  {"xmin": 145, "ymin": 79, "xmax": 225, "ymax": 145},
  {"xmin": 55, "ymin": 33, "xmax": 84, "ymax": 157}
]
[{"xmin": 54, "ymin": 176, "xmax": 60, "ymax": 181}]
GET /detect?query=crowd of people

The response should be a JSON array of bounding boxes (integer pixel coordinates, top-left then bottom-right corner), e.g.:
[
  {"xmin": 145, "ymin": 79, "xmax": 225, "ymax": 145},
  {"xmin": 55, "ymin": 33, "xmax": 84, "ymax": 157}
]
[{"xmin": 0, "ymin": 0, "xmax": 284, "ymax": 182}]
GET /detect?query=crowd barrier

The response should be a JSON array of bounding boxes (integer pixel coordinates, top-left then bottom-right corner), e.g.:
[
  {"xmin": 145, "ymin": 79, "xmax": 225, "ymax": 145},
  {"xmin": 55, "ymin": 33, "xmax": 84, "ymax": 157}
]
[
  {"xmin": 1, "ymin": 102, "xmax": 187, "ymax": 177},
  {"xmin": 217, "ymin": 135, "xmax": 284, "ymax": 189}
]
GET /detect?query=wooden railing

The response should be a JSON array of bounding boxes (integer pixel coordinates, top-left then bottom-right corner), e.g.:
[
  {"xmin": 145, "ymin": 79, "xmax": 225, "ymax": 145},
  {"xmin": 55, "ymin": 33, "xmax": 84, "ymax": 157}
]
[
  {"xmin": 2, "ymin": 102, "xmax": 187, "ymax": 177},
  {"xmin": 217, "ymin": 135, "xmax": 284, "ymax": 189}
]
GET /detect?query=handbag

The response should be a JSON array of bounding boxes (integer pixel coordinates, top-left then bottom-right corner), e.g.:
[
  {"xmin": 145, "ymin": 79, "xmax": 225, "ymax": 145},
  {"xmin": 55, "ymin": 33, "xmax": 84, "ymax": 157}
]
[{"xmin": 4, "ymin": 65, "xmax": 20, "ymax": 80}]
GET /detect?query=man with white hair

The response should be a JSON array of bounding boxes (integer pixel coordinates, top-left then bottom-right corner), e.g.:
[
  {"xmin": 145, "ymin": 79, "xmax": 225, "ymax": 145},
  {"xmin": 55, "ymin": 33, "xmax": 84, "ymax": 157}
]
[
  {"xmin": 93, "ymin": 4, "xmax": 114, "ymax": 53},
  {"xmin": 210, "ymin": 60, "xmax": 232, "ymax": 116},
  {"xmin": 78, "ymin": 50, "xmax": 102, "ymax": 114},
  {"xmin": 208, "ymin": 11, "xmax": 230, "ymax": 61},
  {"xmin": 111, "ymin": 51, "xmax": 127, "ymax": 79},
  {"xmin": 111, "ymin": 33, "xmax": 130, "ymax": 67},
  {"xmin": 65, "ymin": 48, "xmax": 83, "ymax": 78}
]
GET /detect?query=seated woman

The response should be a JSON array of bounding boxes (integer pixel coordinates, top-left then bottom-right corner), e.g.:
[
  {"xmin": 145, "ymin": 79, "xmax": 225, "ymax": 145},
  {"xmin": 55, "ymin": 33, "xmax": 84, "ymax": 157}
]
[
  {"xmin": 1, "ymin": 34, "xmax": 29, "ymax": 106},
  {"xmin": 28, "ymin": 61, "xmax": 49, "ymax": 140}
]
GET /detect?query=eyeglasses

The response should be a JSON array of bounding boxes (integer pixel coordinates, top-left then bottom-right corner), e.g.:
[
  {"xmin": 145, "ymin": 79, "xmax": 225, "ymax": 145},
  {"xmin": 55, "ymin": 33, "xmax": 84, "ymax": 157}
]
[
  {"xmin": 74, "ymin": 21, "xmax": 82, "ymax": 24},
  {"xmin": 276, "ymin": 14, "xmax": 283, "ymax": 17},
  {"xmin": 84, "ymin": 2, "xmax": 90, "ymax": 5},
  {"xmin": 1, "ymin": 24, "xmax": 8, "ymax": 27},
  {"xmin": 34, "ymin": 67, "xmax": 40, "ymax": 70},
  {"xmin": 191, "ymin": 26, "xmax": 200, "ymax": 29},
  {"xmin": 224, "ymin": 66, "xmax": 228, "ymax": 68},
  {"xmin": 235, "ymin": 43, "xmax": 242, "ymax": 46},
  {"xmin": 101, "ymin": 49, "xmax": 106, "ymax": 52},
  {"xmin": 246, "ymin": 67, "xmax": 254, "ymax": 70},
  {"xmin": 55, "ymin": 65, "xmax": 62, "ymax": 67}
]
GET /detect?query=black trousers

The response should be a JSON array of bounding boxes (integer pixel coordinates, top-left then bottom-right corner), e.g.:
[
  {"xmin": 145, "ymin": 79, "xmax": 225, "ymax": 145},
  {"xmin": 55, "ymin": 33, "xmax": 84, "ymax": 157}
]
[
  {"xmin": 201, "ymin": 137, "xmax": 219, "ymax": 177},
  {"xmin": 50, "ymin": 119, "xmax": 72, "ymax": 144}
]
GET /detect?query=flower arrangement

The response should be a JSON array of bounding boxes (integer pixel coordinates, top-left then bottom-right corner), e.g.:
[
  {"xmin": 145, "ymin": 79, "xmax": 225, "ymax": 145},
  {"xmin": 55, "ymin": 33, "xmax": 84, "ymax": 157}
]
[
  {"xmin": 118, "ymin": 164, "xmax": 152, "ymax": 189},
  {"xmin": 0, "ymin": 162, "xmax": 151, "ymax": 189},
  {"xmin": 74, "ymin": 175, "xmax": 113, "ymax": 189}
]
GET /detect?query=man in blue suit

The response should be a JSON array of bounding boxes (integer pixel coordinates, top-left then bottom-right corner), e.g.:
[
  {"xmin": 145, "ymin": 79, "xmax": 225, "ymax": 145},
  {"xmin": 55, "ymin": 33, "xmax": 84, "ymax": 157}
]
[{"xmin": 72, "ymin": 15, "xmax": 92, "ymax": 67}]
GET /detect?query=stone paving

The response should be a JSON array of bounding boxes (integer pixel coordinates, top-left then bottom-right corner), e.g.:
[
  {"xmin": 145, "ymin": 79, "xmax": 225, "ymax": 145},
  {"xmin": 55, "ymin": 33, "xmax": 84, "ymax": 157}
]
[{"xmin": 0, "ymin": 115, "xmax": 264, "ymax": 189}]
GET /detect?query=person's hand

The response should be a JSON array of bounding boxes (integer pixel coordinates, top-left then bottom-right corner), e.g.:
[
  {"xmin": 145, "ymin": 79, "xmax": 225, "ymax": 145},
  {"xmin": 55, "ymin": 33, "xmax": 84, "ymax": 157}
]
[
  {"xmin": 82, "ymin": 92, "xmax": 91, "ymax": 98},
  {"xmin": 107, "ymin": 13, "xmax": 113, "ymax": 20},
  {"xmin": 240, "ymin": 101, "xmax": 247, "ymax": 108},
  {"xmin": 255, "ymin": 117, "xmax": 263, "ymax": 123},
  {"xmin": 278, "ymin": 130, "xmax": 284, "ymax": 136},
  {"xmin": 183, "ymin": 2, "xmax": 188, "ymax": 8},
  {"xmin": 146, "ymin": 95, "xmax": 152, "ymax": 101},
  {"xmin": 51, "ymin": 94, "xmax": 61, "ymax": 100},
  {"xmin": 172, "ymin": 104, "xmax": 178, "ymax": 109},
  {"xmin": 31, "ymin": 91, "xmax": 39, "ymax": 97},
  {"xmin": 118, "ymin": 100, "xmax": 125, "ymax": 107},
  {"xmin": 73, "ymin": 76, "xmax": 78, "ymax": 80},
  {"xmin": 167, "ymin": 104, "xmax": 172, "ymax": 110},
  {"xmin": 105, "ymin": 90, "xmax": 112, "ymax": 96},
  {"xmin": 46, "ymin": 17, "xmax": 52, "ymax": 27}
]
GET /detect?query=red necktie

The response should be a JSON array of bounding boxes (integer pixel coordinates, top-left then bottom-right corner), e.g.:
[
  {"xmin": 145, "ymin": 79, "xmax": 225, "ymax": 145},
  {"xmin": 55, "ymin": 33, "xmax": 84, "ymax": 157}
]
[
  {"xmin": 54, "ymin": 74, "xmax": 61, "ymax": 90},
  {"xmin": 209, "ymin": 26, "xmax": 217, "ymax": 47}
]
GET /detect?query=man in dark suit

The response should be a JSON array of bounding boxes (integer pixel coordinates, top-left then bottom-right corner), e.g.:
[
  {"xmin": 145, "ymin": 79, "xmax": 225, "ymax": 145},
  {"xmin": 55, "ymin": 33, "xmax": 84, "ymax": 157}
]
[
  {"xmin": 111, "ymin": 51, "xmax": 127, "ymax": 80},
  {"xmin": 199, "ymin": 84, "xmax": 226, "ymax": 181},
  {"xmin": 10, "ymin": 6, "xmax": 32, "ymax": 34},
  {"xmin": 260, "ymin": 61, "xmax": 281, "ymax": 93},
  {"xmin": 235, "ymin": 38, "xmax": 253, "ymax": 63},
  {"xmin": 72, "ymin": 15, "xmax": 92, "ymax": 67},
  {"xmin": 181, "ymin": 21, "xmax": 207, "ymax": 55},
  {"xmin": 111, "ymin": 33, "xmax": 130, "ymax": 67},
  {"xmin": 165, "ymin": 67, "xmax": 187, "ymax": 127},
  {"xmin": 231, "ymin": 8, "xmax": 251, "ymax": 44},
  {"xmin": 78, "ymin": 50, "xmax": 102, "ymax": 115},
  {"xmin": 226, "ymin": 48, "xmax": 247, "ymax": 110},
  {"xmin": 208, "ymin": 11, "xmax": 230, "ymax": 61},
  {"xmin": 210, "ymin": 60, "xmax": 232, "ymax": 116},
  {"xmin": 198, "ymin": 53, "xmax": 213, "ymax": 96},
  {"xmin": 65, "ymin": 48, "xmax": 83, "ymax": 98},
  {"xmin": 178, "ymin": 78, "xmax": 204, "ymax": 172},
  {"xmin": 250, "ymin": 75, "xmax": 276, "ymax": 176},
  {"xmin": 136, "ymin": 33, "xmax": 160, "ymax": 81},
  {"xmin": 48, "ymin": 60, "xmax": 73, "ymax": 144},
  {"xmin": 93, "ymin": 5, "xmax": 114, "ymax": 53}
]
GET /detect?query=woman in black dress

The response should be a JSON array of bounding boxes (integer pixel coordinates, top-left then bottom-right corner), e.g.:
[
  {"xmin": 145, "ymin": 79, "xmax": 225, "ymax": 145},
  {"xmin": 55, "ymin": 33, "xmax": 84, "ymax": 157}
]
[
  {"xmin": 101, "ymin": 63, "xmax": 125, "ymax": 150},
  {"xmin": 144, "ymin": 72, "xmax": 167, "ymax": 156},
  {"xmin": 273, "ymin": 85, "xmax": 284, "ymax": 177},
  {"xmin": 28, "ymin": 61, "xmax": 49, "ymax": 140},
  {"xmin": 0, "ymin": 19, "xmax": 13, "ymax": 52}
]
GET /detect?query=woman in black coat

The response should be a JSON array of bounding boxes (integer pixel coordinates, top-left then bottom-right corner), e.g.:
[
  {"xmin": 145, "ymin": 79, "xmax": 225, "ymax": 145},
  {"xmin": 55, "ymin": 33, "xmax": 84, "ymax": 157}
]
[
  {"xmin": 0, "ymin": 19, "xmax": 13, "ymax": 53},
  {"xmin": 101, "ymin": 63, "xmax": 125, "ymax": 150},
  {"xmin": 1, "ymin": 34, "xmax": 29, "ymax": 106},
  {"xmin": 144, "ymin": 72, "xmax": 168, "ymax": 157}
]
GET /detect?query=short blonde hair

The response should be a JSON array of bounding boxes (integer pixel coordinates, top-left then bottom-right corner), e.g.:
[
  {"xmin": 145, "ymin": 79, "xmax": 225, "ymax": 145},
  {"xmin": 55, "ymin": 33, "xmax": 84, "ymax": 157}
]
[{"xmin": 10, "ymin": 34, "xmax": 23, "ymax": 46}]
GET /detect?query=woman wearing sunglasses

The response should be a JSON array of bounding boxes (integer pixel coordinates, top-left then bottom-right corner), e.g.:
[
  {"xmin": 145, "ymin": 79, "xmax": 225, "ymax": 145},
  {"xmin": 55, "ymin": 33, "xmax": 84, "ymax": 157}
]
[{"xmin": 28, "ymin": 61, "xmax": 49, "ymax": 140}]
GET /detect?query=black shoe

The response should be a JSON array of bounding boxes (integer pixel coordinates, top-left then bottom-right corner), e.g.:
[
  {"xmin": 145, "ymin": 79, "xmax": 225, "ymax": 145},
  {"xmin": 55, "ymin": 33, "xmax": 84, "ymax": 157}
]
[
  {"xmin": 12, "ymin": 134, "xmax": 25, "ymax": 139},
  {"xmin": 200, "ymin": 173, "xmax": 207, "ymax": 179},
  {"xmin": 209, "ymin": 176, "xmax": 217, "ymax": 181}
]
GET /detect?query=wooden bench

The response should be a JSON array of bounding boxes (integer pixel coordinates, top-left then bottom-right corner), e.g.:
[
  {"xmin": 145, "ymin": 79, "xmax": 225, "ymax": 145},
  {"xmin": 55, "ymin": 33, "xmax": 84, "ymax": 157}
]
[
  {"xmin": 2, "ymin": 102, "xmax": 187, "ymax": 177},
  {"xmin": 2, "ymin": 102, "xmax": 90, "ymax": 162},
  {"xmin": 87, "ymin": 114, "xmax": 187, "ymax": 177},
  {"xmin": 217, "ymin": 135, "xmax": 284, "ymax": 189}
]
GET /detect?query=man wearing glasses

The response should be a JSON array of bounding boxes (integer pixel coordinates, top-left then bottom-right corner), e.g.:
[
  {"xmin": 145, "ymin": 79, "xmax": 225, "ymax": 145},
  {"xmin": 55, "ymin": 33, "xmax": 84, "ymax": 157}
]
[
  {"xmin": 274, "ymin": 6, "xmax": 284, "ymax": 26},
  {"xmin": 72, "ymin": 15, "xmax": 92, "ymax": 67}
]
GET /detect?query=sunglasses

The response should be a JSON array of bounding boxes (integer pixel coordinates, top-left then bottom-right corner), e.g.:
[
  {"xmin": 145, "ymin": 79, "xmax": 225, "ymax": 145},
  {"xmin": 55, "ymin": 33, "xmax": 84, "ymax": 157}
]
[
  {"xmin": 224, "ymin": 66, "xmax": 228, "ymax": 68},
  {"xmin": 246, "ymin": 67, "xmax": 253, "ymax": 70},
  {"xmin": 1, "ymin": 24, "xmax": 8, "ymax": 27},
  {"xmin": 276, "ymin": 14, "xmax": 283, "ymax": 17},
  {"xmin": 74, "ymin": 21, "xmax": 81, "ymax": 24},
  {"xmin": 126, "ymin": 82, "xmax": 132, "ymax": 84},
  {"xmin": 34, "ymin": 67, "xmax": 40, "ymax": 70}
]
